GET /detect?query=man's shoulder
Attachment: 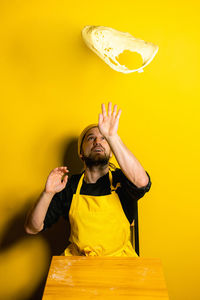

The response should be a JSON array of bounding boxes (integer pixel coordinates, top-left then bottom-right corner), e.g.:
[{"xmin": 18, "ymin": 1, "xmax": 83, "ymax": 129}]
[
  {"xmin": 111, "ymin": 167, "xmax": 124, "ymax": 179},
  {"xmin": 111, "ymin": 167, "xmax": 151, "ymax": 192},
  {"xmin": 70, "ymin": 172, "xmax": 83, "ymax": 180},
  {"xmin": 69, "ymin": 172, "xmax": 83, "ymax": 184},
  {"xmin": 68, "ymin": 172, "xmax": 83, "ymax": 189}
]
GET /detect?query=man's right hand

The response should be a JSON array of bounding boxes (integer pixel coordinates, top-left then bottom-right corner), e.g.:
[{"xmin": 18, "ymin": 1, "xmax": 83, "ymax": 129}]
[{"xmin": 45, "ymin": 166, "xmax": 69, "ymax": 195}]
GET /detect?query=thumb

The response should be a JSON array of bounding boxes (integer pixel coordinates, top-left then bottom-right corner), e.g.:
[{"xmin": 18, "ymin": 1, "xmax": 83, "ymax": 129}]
[{"xmin": 62, "ymin": 175, "xmax": 68, "ymax": 186}]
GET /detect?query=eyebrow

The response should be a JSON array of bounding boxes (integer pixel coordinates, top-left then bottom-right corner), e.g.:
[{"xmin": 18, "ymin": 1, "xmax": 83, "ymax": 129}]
[{"xmin": 86, "ymin": 133, "xmax": 95, "ymax": 138}]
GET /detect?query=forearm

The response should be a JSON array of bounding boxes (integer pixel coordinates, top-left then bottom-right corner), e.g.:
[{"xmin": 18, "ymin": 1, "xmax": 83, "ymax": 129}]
[
  {"xmin": 25, "ymin": 190, "xmax": 55, "ymax": 234},
  {"xmin": 107, "ymin": 134, "xmax": 149, "ymax": 188}
]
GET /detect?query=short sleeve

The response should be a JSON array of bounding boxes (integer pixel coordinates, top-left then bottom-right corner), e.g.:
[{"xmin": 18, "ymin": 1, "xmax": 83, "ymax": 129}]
[
  {"xmin": 113, "ymin": 168, "xmax": 151, "ymax": 202},
  {"xmin": 113, "ymin": 168, "xmax": 151, "ymax": 224},
  {"xmin": 124, "ymin": 171, "xmax": 151, "ymax": 196}
]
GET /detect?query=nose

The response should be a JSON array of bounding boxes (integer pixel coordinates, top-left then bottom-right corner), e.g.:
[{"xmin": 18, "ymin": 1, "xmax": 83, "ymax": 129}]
[{"xmin": 93, "ymin": 137, "xmax": 102, "ymax": 145}]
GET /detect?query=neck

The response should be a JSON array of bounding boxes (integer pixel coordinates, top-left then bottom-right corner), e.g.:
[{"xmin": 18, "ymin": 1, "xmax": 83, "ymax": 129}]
[{"xmin": 84, "ymin": 164, "xmax": 109, "ymax": 183}]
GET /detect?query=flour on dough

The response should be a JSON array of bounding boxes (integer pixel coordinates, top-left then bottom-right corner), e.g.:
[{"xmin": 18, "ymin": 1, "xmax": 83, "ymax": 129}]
[{"xmin": 82, "ymin": 25, "xmax": 159, "ymax": 73}]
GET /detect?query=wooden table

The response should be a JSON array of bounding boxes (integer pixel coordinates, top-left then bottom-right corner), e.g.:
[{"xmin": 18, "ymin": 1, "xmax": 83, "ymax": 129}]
[{"xmin": 42, "ymin": 256, "xmax": 169, "ymax": 300}]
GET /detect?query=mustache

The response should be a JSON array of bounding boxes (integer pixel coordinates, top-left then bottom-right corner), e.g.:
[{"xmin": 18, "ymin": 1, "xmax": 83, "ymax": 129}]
[{"xmin": 91, "ymin": 145, "xmax": 105, "ymax": 151}]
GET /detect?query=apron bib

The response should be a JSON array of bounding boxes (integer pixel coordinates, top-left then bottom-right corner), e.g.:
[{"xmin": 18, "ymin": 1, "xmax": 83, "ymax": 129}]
[{"xmin": 64, "ymin": 170, "xmax": 138, "ymax": 257}]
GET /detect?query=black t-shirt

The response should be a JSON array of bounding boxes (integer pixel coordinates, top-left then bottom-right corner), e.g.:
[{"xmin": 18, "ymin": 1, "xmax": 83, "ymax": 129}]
[{"xmin": 43, "ymin": 168, "xmax": 151, "ymax": 230}]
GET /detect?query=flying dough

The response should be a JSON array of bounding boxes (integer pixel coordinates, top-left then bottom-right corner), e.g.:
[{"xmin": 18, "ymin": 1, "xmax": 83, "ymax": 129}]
[{"xmin": 82, "ymin": 25, "xmax": 159, "ymax": 73}]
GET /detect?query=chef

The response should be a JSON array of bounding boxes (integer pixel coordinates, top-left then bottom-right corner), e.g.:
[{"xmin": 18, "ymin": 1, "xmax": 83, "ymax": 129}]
[{"xmin": 25, "ymin": 102, "xmax": 151, "ymax": 256}]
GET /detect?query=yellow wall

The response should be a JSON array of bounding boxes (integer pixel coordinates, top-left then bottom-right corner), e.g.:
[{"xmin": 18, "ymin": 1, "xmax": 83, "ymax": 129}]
[{"xmin": 0, "ymin": 1, "xmax": 200, "ymax": 299}]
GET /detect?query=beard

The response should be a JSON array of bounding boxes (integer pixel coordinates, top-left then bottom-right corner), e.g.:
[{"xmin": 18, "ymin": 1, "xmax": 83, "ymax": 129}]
[{"xmin": 82, "ymin": 152, "xmax": 110, "ymax": 167}]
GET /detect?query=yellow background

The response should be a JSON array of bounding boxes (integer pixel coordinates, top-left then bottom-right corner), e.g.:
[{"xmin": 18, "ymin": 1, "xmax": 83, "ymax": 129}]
[{"xmin": 0, "ymin": 0, "xmax": 200, "ymax": 299}]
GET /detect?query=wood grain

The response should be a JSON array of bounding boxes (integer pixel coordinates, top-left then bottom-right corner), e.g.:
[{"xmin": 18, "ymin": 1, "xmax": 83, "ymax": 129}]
[{"xmin": 42, "ymin": 256, "xmax": 169, "ymax": 300}]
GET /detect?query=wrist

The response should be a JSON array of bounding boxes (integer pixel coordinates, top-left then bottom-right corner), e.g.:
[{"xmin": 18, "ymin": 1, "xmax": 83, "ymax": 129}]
[
  {"xmin": 106, "ymin": 133, "xmax": 120, "ymax": 143},
  {"xmin": 43, "ymin": 189, "xmax": 55, "ymax": 198}
]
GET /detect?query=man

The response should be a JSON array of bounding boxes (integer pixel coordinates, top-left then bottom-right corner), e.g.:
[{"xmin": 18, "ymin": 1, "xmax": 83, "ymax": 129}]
[{"xmin": 25, "ymin": 102, "xmax": 151, "ymax": 256}]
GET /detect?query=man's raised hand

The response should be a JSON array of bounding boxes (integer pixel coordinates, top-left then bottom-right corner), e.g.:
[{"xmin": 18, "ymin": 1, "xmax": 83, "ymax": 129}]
[
  {"xmin": 98, "ymin": 102, "xmax": 122, "ymax": 139},
  {"xmin": 45, "ymin": 166, "xmax": 69, "ymax": 195}
]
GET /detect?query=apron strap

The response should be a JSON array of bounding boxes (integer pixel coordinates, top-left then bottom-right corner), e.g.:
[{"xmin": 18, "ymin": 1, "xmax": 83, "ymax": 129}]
[
  {"xmin": 75, "ymin": 170, "xmax": 116, "ymax": 196},
  {"xmin": 75, "ymin": 173, "xmax": 84, "ymax": 195},
  {"xmin": 108, "ymin": 170, "xmax": 116, "ymax": 191}
]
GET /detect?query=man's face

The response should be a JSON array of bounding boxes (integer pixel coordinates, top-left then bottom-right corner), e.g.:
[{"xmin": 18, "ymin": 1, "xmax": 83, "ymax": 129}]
[{"xmin": 80, "ymin": 127, "xmax": 112, "ymax": 166}]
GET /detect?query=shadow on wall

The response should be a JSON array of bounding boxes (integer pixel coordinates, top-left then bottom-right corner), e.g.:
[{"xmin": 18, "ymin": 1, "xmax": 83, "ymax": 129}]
[
  {"xmin": 0, "ymin": 137, "xmax": 82, "ymax": 300},
  {"xmin": 62, "ymin": 136, "xmax": 83, "ymax": 174}
]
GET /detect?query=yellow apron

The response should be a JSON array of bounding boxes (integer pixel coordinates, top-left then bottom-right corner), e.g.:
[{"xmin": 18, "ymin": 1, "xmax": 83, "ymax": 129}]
[{"xmin": 64, "ymin": 170, "xmax": 138, "ymax": 257}]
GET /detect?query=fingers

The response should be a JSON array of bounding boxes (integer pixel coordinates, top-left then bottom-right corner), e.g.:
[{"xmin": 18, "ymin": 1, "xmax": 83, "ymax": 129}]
[
  {"xmin": 101, "ymin": 103, "xmax": 107, "ymax": 118},
  {"xmin": 98, "ymin": 113, "xmax": 103, "ymax": 125},
  {"xmin": 56, "ymin": 166, "xmax": 68, "ymax": 171},
  {"xmin": 51, "ymin": 166, "xmax": 69, "ymax": 176},
  {"xmin": 116, "ymin": 109, "xmax": 122, "ymax": 121},
  {"xmin": 107, "ymin": 102, "xmax": 112, "ymax": 117},
  {"xmin": 62, "ymin": 174, "xmax": 68, "ymax": 185},
  {"xmin": 101, "ymin": 102, "xmax": 121, "ymax": 119},
  {"xmin": 113, "ymin": 104, "xmax": 117, "ymax": 117},
  {"xmin": 55, "ymin": 166, "xmax": 68, "ymax": 171}
]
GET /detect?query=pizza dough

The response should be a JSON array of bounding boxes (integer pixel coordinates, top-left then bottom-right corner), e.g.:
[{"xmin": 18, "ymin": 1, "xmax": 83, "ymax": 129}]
[{"xmin": 82, "ymin": 25, "xmax": 159, "ymax": 73}]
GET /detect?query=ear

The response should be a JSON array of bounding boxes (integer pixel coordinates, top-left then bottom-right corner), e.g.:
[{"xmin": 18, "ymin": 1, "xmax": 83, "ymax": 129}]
[{"xmin": 79, "ymin": 152, "xmax": 84, "ymax": 161}]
